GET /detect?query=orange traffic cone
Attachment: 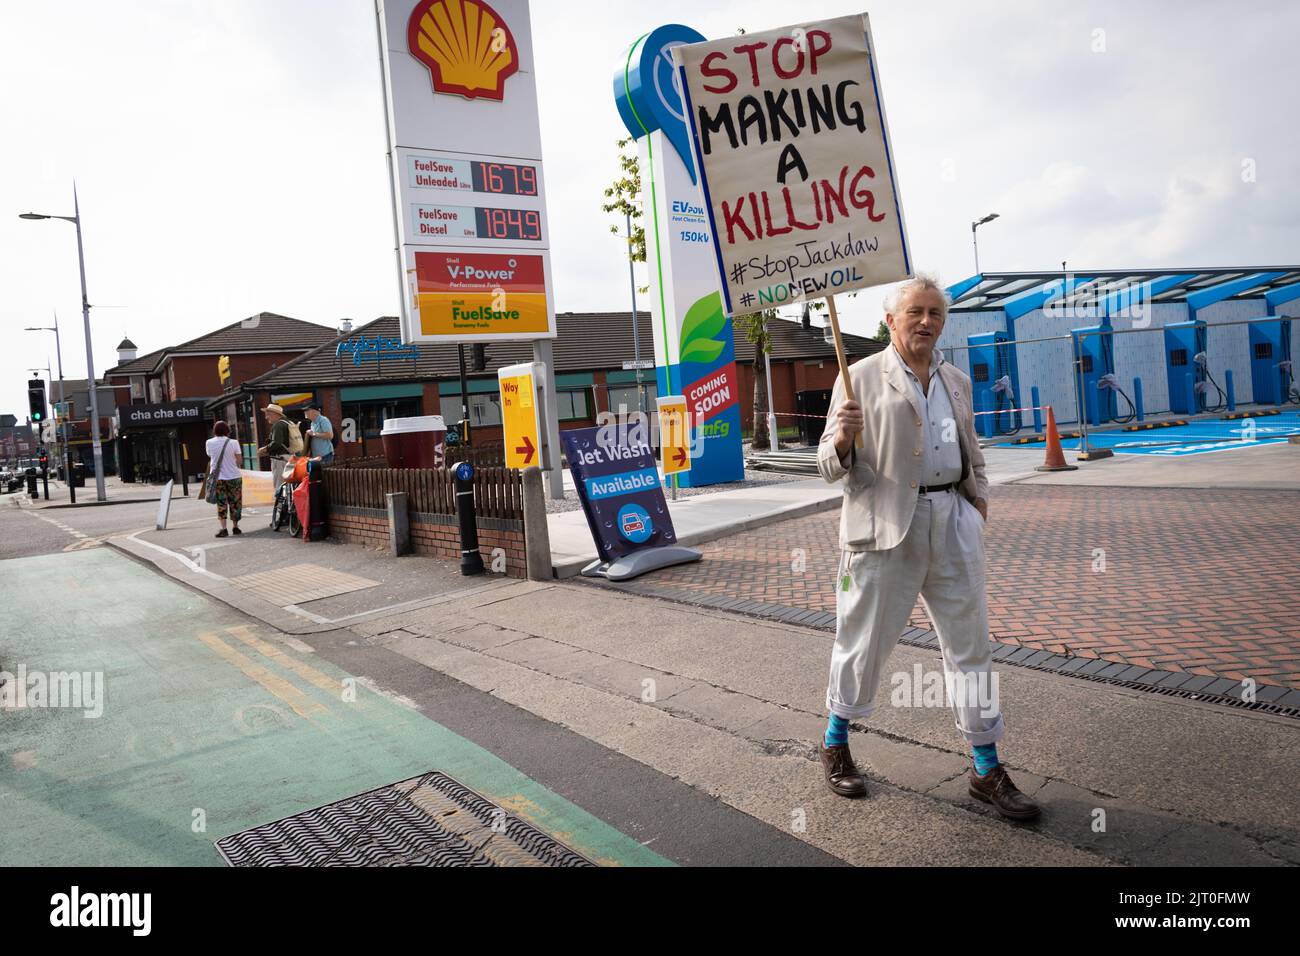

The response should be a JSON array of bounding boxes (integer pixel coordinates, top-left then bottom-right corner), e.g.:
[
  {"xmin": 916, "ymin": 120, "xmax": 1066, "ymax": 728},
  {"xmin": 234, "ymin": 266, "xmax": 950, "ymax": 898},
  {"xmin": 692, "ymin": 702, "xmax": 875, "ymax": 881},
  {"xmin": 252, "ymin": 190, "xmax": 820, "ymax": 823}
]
[{"xmin": 1035, "ymin": 406, "xmax": 1078, "ymax": 472}]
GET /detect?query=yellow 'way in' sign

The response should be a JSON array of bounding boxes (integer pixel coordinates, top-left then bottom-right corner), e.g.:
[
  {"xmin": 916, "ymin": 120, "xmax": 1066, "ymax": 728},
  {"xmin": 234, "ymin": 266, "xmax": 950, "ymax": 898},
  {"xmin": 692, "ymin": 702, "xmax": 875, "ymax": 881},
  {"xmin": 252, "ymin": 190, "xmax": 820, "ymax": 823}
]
[{"xmin": 499, "ymin": 362, "xmax": 543, "ymax": 470}]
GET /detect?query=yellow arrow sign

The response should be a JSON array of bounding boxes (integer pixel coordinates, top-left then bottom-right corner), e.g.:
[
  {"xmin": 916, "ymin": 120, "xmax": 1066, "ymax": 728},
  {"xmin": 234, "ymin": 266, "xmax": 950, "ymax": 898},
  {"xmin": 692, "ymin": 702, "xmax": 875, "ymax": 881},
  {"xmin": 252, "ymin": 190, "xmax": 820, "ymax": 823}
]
[
  {"xmin": 657, "ymin": 396, "xmax": 691, "ymax": 477},
  {"xmin": 499, "ymin": 362, "xmax": 543, "ymax": 470}
]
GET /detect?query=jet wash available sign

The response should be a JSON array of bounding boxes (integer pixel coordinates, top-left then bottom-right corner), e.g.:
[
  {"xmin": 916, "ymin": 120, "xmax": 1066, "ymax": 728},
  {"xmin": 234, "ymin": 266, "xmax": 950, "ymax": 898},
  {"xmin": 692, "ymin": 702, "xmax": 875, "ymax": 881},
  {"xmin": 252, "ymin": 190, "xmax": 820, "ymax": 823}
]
[
  {"xmin": 674, "ymin": 13, "xmax": 912, "ymax": 316},
  {"xmin": 562, "ymin": 426, "xmax": 680, "ymax": 565}
]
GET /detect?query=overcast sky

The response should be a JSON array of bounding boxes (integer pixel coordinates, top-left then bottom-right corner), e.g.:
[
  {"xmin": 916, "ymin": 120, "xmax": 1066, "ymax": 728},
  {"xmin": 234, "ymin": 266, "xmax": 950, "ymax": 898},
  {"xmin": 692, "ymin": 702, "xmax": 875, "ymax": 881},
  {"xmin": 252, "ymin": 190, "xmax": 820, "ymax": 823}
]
[{"xmin": 2, "ymin": 0, "xmax": 1296, "ymax": 419}]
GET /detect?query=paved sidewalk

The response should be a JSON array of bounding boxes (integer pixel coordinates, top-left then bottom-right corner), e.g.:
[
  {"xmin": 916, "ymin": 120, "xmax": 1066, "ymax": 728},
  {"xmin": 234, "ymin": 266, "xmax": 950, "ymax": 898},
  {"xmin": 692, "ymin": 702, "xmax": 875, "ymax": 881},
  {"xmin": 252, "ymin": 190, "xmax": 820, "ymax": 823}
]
[
  {"xmin": 582, "ymin": 484, "xmax": 1300, "ymax": 691},
  {"xmin": 92, "ymin": 460, "xmax": 1300, "ymax": 864},
  {"xmin": 334, "ymin": 579, "xmax": 1300, "ymax": 866},
  {"xmin": 544, "ymin": 445, "xmax": 1082, "ymax": 577},
  {"xmin": 546, "ymin": 476, "xmax": 842, "ymax": 577},
  {"xmin": 107, "ymin": 512, "xmax": 516, "ymax": 635},
  {"xmin": 11, "ymin": 474, "xmax": 188, "ymax": 509}
]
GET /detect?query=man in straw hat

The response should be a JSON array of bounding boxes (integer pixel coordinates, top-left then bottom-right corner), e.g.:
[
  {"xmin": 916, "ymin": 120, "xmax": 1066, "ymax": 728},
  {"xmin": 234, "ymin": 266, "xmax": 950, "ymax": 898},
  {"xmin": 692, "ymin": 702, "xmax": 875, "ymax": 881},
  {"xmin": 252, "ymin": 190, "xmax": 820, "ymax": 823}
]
[
  {"xmin": 815, "ymin": 274, "xmax": 1039, "ymax": 821},
  {"xmin": 258, "ymin": 403, "xmax": 293, "ymax": 497}
]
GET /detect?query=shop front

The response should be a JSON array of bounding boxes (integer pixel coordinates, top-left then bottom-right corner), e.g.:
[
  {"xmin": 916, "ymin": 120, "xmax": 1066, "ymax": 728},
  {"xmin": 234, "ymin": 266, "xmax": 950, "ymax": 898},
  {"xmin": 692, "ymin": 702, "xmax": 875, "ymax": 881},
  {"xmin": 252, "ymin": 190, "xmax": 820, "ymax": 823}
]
[
  {"xmin": 338, "ymin": 383, "xmax": 425, "ymax": 459},
  {"xmin": 115, "ymin": 400, "xmax": 209, "ymax": 484}
]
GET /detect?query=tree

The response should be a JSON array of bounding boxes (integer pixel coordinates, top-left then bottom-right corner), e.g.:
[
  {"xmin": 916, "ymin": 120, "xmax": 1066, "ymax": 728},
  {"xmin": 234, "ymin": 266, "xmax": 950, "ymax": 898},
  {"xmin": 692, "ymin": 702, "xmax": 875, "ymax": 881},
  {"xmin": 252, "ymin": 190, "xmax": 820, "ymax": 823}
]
[
  {"xmin": 601, "ymin": 136, "xmax": 646, "ymax": 284},
  {"xmin": 736, "ymin": 310, "xmax": 778, "ymax": 450},
  {"xmin": 875, "ymin": 319, "xmax": 891, "ymax": 341}
]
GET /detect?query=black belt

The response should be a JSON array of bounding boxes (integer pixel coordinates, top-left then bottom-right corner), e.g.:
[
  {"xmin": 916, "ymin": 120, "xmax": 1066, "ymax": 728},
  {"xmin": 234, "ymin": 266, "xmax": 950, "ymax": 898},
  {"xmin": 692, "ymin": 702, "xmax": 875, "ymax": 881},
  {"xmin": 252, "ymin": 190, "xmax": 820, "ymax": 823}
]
[{"xmin": 918, "ymin": 481, "xmax": 958, "ymax": 495}]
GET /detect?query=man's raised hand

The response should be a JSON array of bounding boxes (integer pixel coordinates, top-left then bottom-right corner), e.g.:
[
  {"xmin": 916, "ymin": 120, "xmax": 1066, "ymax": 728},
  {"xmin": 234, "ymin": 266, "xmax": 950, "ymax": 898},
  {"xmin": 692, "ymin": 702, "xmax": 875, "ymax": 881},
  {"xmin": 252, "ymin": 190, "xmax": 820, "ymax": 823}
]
[{"xmin": 832, "ymin": 399, "xmax": 865, "ymax": 460}]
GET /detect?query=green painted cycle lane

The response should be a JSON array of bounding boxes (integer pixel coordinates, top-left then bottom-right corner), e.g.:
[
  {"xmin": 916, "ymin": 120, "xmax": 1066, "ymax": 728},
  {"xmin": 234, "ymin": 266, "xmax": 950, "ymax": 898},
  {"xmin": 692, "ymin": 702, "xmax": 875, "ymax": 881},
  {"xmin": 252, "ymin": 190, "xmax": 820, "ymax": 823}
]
[{"xmin": 0, "ymin": 548, "xmax": 669, "ymax": 866}]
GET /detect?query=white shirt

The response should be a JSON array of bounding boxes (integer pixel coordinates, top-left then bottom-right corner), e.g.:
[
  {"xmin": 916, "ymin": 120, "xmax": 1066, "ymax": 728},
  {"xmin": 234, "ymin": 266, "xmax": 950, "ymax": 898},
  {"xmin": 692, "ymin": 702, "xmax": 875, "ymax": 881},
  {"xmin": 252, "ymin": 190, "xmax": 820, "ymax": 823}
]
[
  {"xmin": 889, "ymin": 344, "xmax": 964, "ymax": 487},
  {"xmin": 205, "ymin": 435, "xmax": 242, "ymax": 481}
]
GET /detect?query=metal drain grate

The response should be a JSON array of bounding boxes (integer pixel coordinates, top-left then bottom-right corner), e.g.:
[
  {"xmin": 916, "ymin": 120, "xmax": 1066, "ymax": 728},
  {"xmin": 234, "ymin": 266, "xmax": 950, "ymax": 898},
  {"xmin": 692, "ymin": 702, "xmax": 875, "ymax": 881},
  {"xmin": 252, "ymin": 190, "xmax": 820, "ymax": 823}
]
[{"xmin": 215, "ymin": 772, "xmax": 595, "ymax": 867}]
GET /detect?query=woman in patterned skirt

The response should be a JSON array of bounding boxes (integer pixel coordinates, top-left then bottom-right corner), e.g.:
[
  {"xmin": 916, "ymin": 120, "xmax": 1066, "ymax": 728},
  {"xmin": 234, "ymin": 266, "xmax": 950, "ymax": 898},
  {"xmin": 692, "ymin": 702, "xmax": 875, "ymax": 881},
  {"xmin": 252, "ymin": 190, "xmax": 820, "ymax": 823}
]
[{"xmin": 206, "ymin": 420, "xmax": 244, "ymax": 538}]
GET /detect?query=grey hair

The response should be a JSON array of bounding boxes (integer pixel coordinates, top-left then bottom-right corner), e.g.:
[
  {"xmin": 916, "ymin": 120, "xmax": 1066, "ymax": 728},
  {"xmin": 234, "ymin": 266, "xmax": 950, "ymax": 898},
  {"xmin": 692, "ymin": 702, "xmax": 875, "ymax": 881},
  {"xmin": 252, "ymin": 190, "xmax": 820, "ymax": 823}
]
[{"xmin": 883, "ymin": 273, "xmax": 950, "ymax": 317}]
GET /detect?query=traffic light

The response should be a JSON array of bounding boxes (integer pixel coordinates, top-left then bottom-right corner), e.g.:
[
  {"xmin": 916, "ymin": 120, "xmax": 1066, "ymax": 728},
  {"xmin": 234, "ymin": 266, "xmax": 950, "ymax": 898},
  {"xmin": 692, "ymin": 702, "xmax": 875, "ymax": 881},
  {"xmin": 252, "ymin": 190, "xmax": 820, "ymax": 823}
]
[
  {"xmin": 471, "ymin": 343, "xmax": 487, "ymax": 372},
  {"xmin": 27, "ymin": 379, "xmax": 46, "ymax": 423}
]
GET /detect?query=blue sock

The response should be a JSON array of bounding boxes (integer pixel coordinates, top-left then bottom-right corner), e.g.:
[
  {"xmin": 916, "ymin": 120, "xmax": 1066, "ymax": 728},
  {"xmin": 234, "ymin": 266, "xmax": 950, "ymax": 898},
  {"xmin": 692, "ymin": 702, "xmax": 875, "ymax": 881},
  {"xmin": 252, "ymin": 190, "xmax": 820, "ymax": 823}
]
[
  {"xmin": 825, "ymin": 714, "xmax": 849, "ymax": 747},
  {"xmin": 973, "ymin": 743, "xmax": 999, "ymax": 775}
]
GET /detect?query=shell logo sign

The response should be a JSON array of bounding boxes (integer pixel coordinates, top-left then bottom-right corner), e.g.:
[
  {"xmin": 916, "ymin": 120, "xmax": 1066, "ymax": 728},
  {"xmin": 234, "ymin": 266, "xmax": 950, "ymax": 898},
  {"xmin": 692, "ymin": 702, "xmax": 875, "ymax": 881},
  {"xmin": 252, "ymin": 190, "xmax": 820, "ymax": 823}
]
[{"xmin": 407, "ymin": 0, "xmax": 520, "ymax": 102}]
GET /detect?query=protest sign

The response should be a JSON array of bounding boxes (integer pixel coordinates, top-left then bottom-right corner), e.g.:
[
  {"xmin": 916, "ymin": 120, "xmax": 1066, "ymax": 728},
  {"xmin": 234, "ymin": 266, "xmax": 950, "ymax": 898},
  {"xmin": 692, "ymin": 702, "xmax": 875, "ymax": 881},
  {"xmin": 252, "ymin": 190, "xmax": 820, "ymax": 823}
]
[{"xmin": 673, "ymin": 14, "xmax": 911, "ymax": 317}]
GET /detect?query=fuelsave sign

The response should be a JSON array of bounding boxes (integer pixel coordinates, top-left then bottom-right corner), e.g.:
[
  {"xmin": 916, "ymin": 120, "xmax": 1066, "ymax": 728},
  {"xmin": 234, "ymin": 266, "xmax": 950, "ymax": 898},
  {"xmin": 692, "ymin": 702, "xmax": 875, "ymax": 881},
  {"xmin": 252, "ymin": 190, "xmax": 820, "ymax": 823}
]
[
  {"xmin": 414, "ymin": 251, "xmax": 549, "ymax": 336},
  {"xmin": 674, "ymin": 13, "xmax": 912, "ymax": 316}
]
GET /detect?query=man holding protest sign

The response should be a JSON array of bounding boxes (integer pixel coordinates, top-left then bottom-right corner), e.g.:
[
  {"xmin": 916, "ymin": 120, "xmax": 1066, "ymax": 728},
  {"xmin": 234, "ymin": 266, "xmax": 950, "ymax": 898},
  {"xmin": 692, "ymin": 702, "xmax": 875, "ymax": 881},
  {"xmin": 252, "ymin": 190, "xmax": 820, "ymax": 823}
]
[
  {"xmin": 816, "ymin": 276, "xmax": 1038, "ymax": 820},
  {"xmin": 676, "ymin": 15, "xmax": 1038, "ymax": 820}
]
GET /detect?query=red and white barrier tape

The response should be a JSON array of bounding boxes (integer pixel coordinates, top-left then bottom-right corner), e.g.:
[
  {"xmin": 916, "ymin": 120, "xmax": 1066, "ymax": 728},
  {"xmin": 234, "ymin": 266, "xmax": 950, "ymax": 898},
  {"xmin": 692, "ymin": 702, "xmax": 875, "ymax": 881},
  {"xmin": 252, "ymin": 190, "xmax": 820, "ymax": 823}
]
[{"xmin": 973, "ymin": 405, "xmax": 1047, "ymax": 417}]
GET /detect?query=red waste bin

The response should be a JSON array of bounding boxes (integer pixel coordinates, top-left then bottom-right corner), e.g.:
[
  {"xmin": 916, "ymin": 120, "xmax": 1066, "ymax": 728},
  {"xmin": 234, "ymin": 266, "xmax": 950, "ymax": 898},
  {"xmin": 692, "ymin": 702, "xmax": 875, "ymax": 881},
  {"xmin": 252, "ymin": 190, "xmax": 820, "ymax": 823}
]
[{"xmin": 380, "ymin": 415, "xmax": 447, "ymax": 469}]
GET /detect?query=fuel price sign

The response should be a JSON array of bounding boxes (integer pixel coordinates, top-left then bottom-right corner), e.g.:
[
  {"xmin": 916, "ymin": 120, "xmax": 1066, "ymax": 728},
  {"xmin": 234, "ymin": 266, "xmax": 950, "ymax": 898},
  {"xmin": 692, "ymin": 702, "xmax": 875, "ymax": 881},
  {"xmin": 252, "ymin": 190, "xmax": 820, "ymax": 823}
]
[{"xmin": 412, "ymin": 204, "xmax": 544, "ymax": 242}]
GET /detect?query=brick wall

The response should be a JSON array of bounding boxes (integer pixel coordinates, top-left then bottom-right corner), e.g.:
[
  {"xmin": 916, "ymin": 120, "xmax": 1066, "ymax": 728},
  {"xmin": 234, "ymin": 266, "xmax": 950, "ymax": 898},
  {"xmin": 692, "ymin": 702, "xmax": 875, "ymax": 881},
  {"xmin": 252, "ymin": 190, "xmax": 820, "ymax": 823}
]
[{"xmin": 328, "ymin": 504, "xmax": 527, "ymax": 578}]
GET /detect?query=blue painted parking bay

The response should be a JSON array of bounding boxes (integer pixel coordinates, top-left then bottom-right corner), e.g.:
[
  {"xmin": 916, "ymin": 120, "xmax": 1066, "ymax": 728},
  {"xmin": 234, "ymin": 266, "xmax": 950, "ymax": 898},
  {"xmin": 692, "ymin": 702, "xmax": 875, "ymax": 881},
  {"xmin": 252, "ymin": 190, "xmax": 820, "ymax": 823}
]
[{"xmin": 998, "ymin": 411, "xmax": 1300, "ymax": 456}]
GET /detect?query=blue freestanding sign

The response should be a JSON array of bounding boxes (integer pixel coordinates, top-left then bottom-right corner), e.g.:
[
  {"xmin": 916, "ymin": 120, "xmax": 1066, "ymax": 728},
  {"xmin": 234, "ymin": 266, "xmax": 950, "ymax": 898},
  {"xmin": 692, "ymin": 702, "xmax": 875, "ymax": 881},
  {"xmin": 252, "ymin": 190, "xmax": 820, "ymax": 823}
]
[{"xmin": 562, "ymin": 426, "xmax": 701, "ymax": 580}]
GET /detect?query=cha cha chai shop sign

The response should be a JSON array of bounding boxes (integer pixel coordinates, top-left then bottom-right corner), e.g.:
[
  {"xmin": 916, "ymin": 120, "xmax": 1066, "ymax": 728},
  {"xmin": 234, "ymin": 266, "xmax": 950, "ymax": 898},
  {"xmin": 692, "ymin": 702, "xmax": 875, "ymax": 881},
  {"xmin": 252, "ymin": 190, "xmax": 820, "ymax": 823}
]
[
  {"xmin": 120, "ymin": 402, "xmax": 205, "ymax": 428},
  {"xmin": 377, "ymin": 0, "xmax": 556, "ymax": 344},
  {"xmin": 674, "ymin": 14, "xmax": 912, "ymax": 316}
]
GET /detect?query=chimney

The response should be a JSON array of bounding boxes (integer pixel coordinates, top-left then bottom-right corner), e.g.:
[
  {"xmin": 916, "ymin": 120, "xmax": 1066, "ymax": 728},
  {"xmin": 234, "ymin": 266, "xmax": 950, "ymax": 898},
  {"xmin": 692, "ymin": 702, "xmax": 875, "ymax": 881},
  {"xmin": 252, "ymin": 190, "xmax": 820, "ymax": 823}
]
[
  {"xmin": 340, "ymin": 318, "xmax": 354, "ymax": 334},
  {"xmin": 116, "ymin": 336, "xmax": 138, "ymax": 364},
  {"xmin": 801, "ymin": 303, "xmax": 812, "ymax": 332}
]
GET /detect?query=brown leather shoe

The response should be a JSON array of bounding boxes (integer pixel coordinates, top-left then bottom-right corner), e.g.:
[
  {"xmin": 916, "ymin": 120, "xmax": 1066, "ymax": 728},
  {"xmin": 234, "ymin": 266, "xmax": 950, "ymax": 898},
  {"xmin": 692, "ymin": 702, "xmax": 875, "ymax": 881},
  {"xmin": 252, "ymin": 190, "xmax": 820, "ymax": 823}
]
[
  {"xmin": 818, "ymin": 740, "xmax": 868, "ymax": 799},
  {"xmin": 968, "ymin": 764, "xmax": 1040, "ymax": 820}
]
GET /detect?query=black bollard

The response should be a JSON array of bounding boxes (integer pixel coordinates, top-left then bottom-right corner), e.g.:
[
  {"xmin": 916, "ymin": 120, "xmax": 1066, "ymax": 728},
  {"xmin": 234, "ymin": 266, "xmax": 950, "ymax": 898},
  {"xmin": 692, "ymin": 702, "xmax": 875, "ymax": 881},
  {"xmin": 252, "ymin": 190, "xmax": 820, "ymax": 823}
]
[{"xmin": 455, "ymin": 461, "xmax": 484, "ymax": 575}]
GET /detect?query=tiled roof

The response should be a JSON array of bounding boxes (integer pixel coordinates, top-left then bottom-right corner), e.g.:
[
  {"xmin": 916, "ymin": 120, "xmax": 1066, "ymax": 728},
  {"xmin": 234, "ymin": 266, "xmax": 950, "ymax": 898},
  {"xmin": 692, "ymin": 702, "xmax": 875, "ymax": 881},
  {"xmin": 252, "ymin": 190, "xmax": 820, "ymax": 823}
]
[
  {"xmin": 104, "ymin": 347, "xmax": 167, "ymax": 378},
  {"xmin": 158, "ymin": 313, "xmax": 338, "ymax": 358},
  {"xmin": 243, "ymin": 313, "xmax": 885, "ymax": 390},
  {"xmin": 102, "ymin": 314, "xmax": 338, "ymax": 378}
]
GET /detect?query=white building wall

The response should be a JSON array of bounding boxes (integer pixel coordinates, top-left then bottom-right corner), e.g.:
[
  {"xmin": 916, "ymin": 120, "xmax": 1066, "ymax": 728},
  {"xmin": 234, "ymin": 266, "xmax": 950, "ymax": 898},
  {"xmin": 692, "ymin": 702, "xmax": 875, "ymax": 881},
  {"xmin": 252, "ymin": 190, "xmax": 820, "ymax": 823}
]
[
  {"xmin": 938, "ymin": 309, "xmax": 1003, "ymax": 379},
  {"xmin": 1010, "ymin": 306, "xmax": 1097, "ymax": 425},
  {"xmin": 1111, "ymin": 302, "xmax": 1188, "ymax": 416},
  {"xmin": 1197, "ymin": 298, "xmax": 1266, "ymax": 404}
]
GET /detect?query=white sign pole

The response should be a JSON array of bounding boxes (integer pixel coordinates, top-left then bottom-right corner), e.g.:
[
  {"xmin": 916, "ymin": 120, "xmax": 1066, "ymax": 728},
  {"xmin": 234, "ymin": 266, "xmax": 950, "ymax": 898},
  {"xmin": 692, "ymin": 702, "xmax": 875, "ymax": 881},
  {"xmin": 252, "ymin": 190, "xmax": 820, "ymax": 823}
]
[
  {"xmin": 155, "ymin": 479, "xmax": 174, "ymax": 531},
  {"xmin": 532, "ymin": 339, "xmax": 563, "ymax": 498}
]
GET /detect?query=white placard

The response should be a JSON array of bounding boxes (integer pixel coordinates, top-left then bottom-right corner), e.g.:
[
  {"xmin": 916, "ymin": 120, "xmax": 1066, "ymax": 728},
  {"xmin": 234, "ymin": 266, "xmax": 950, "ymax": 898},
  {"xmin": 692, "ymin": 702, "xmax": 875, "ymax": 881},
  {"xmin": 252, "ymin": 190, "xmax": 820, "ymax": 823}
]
[{"xmin": 674, "ymin": 13, "xmax": 912, "ymax": 316}]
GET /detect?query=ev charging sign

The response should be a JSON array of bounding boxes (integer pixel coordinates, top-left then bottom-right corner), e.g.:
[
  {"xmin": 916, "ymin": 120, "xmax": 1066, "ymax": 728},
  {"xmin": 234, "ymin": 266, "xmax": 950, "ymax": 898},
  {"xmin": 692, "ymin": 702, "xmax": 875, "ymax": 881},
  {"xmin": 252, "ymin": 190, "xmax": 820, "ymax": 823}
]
[{"xmin": 615, "ymin": 24, "xmax": 745, "ymax": 488}]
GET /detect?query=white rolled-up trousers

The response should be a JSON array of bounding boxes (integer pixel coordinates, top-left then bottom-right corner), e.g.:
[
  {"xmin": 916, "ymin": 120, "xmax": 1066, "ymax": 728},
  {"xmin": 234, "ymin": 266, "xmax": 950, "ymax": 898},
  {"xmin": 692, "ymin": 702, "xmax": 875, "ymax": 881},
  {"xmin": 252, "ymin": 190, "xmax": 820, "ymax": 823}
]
[{"xmin": 826, "ymin": 488, "xmax": 1005, "ymax": 746}]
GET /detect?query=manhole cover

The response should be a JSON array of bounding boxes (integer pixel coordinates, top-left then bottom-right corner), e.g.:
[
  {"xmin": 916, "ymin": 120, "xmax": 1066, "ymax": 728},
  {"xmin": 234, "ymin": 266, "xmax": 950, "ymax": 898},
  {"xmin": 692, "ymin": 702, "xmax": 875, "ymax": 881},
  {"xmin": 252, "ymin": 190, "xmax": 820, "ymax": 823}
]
[{"xmin": 215, "ymin": 772, "xmax": 595, "ymax": 867}]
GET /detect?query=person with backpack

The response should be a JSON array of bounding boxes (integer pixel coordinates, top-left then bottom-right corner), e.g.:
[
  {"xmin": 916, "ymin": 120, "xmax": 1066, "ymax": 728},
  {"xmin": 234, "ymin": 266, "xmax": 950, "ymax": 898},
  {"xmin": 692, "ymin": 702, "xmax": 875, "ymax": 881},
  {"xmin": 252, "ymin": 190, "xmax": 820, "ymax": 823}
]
[{"xmin": 257, "ymin": 403, "xmax": 303, "ymax": 496}]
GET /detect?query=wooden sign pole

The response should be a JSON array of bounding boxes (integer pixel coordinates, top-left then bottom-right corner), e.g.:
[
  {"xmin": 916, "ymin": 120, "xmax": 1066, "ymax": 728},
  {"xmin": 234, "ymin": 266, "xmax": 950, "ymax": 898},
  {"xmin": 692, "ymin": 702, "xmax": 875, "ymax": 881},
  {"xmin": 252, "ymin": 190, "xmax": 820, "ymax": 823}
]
[{"xmin": 824, "ymin": 295, "xmax": 864, "ymax": 448}]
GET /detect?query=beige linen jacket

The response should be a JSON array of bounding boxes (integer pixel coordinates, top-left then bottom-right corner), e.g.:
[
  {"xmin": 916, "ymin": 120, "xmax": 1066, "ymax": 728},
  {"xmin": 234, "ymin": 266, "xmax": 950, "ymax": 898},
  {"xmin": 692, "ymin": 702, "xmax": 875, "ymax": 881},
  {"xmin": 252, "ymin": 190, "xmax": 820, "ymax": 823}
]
[{"xmin": 817, "ymin": 348, "xmax": 989, "ymax": 551}]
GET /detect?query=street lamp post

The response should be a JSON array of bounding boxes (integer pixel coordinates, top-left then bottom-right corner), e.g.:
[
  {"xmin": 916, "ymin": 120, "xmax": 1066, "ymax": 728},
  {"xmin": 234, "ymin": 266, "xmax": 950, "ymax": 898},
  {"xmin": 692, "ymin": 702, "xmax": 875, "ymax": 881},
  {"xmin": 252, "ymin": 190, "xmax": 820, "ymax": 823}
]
[
  {"xmin": 23, "ymin": 312, "xmax": 74, "ymax": 502},
  {"xmin": 20, "ymin": 185, "xmax": 105, "ymax": 501},
  {"xmin": 971, "ymin": 212, "xmax": 1000, "ymax": 277}
]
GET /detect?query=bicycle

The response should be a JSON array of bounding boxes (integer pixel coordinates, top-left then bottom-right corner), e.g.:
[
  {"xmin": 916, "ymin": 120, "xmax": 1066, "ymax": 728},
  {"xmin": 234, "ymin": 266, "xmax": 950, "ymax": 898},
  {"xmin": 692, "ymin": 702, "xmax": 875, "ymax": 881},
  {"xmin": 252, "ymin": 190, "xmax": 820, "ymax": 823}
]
[{"xmin": 270, "ymin": 457, "xmax": 302, "ymax": 536}]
